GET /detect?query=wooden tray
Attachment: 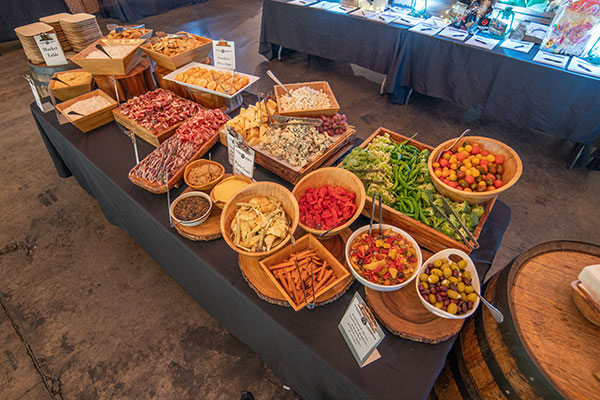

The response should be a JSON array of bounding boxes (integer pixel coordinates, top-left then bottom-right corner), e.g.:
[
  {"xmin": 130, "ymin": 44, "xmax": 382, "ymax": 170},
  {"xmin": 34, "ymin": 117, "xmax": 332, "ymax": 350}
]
[
  {"xmin": 365, "ymin": 249, "xmax": 464, "ymax": 343},
  {"xmin": 71, "ymin": 38, "xmax": 145, "ymax": 75},
  {"xmin": 140, "ymin": 32, "xmax": 212, "ymax": 70},
  {"xmin": 55, "ymin": 89, "xmax": 118, "ymax": 133},
  {"xmin": 112, "ymin": 107, "xmax": 183, "ymax": 147},
  {"xmin": 341, "ymin": 127, "xmax": 496, "ymax": 254},
  {"xmin": 128, "ymin": 132, "xmax": 220, "ymax": 194},
  {"xmin": 274, "ymin": 81, "xmax": 340, "ymax": 117},
  {"xmin": 49, "ymin": 69, "xmax": 93, "ymax": 101},
  {"xmin": 94, "ymin": 56, "xmax": 156, "ymax": 102},
  {"xmin": 239, "ymin": 228, "xmax": 354, "ymax": 307},
  {"xmin": 254, "ymin": 127, "xmax": 356, "ymax": 184},
  {"xmin": 173, "ymin": 187, "xmax": 222, "ymax": 241}
]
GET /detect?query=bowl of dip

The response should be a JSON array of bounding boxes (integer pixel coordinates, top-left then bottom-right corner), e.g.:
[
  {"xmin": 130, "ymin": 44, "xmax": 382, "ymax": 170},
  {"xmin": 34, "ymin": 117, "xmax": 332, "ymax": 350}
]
[{"xmin": 210, "ymin": 175, "xmax": 253, "ymax": 209}]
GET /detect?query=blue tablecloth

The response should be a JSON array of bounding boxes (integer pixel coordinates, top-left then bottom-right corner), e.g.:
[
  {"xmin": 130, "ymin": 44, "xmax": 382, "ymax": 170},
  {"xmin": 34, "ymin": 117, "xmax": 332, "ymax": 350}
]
[{"xmin": 259, "ymin": 0, "xmax": 600, "ymax": 147}]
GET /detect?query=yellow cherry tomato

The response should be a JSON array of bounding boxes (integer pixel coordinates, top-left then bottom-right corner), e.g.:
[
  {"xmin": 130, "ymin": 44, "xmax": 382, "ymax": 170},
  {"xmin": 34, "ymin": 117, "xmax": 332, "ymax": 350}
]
[
  {"xmin": 464, "ymin": 144, "xmax": 473, "ymax": 153},
  {"xmin": 465, "ymin": 170, "xmax": 472, "ymax": 176},
  {"xmin": 450, "ymin": 163, "xmax": 458, "ymax": 170},
  {"xmin": 433, "ymin": 162, "xmax": 440, "ymax": 168},
  {"xmin": 471, "ymin": 158, "xmax": 480, "ymax": 166},
  {"xmin": 449, "ymin": 173, "xmax": 457, "ymax": 181},
  {"xmin": 476, "ymin": 154, "xmax": 483, "ymax": 159},
  {"xmin": 442, "ymin": 153, "xmax": 451, "ymax": 160},
  {"xmin": 460, "ymin": 166, "xmax": 467, "ymax": 172},
  {"xmin": 486, "ymin": 154, "xmax": 495, "ymax": 162},
  {"xmin": 471, "ymin": 169, "xmax": 480, "ymax": 177},
  {"xmin": 442, "ymin": 169, "xmax": 450, "ymax": 177},
  {"xmin": 457, "ymin": 146, "xmax": 465, "ymax": 153},
  {"xmin": 464, "ymin": 162, "xmax": 472, "ymax": 169},
  {"xmin": 435, "ymin": 169, "xmax": 442, "ymax": 177}
]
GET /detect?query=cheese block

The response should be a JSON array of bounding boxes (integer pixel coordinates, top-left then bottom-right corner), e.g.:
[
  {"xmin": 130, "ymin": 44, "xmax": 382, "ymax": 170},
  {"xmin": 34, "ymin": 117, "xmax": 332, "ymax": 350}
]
[{"xmin": 578, "ymin": 264, "xmax": 600, "ymax": 305}]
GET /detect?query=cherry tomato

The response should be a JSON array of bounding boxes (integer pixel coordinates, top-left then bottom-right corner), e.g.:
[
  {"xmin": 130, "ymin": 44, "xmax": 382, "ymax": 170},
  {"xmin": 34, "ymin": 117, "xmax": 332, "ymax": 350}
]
[
  {"xmin": 481, "ymin": 150, "xmax": 489, "ymax": 157},
  {"xmin": 459, "ymin": 179, "xmax": 468, "ymax": 188},
  {"xmin": 457, "ymin": 170, "xmax": 466, "ymax": 179},
  {"xmin": 470, "ymin": 182, "xmax": 478, "ymax": 190},
  {"xmin": 471, "ymin": 145, "xmax": 481, "ymax": 155},
  {"xmin": 465, "ymin": 175, "xmax": 475, "ymax": 184},
  {"xmin": 485, "ymin": 177, "xmax": 495, "ymax": 186},
  {"xmin": 494, "ymin": 180, "xmax": 504, "ymax": 188},
  {"xmin": 439, "ymin": 158, "xmax": 449, "ymax": 168},
  {"xmin": 496, "ymin": 165, "xmax": 505, "ymax": 175},
  {"xmin": 494, "ymin": 155, "xmax": 504, "ymax": 165}
]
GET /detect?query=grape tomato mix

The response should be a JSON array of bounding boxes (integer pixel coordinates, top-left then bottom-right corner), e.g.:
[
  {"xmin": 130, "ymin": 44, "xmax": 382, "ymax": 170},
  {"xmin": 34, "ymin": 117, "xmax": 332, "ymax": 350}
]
[
  {"xmin": 299, "ymin": 185, "xmax": 356, "ymax": 230},
  {"xmin": 349, "ymin": 229, "xmax": 418, "ymax": 286}
]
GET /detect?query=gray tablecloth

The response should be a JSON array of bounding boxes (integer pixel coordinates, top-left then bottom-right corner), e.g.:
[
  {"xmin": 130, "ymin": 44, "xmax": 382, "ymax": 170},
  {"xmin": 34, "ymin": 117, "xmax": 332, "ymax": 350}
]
[
  {"xmin": 259, "ymin": 0, "xmax": 600, "ymax": 147},
  {"xmin": 31, "ymin": 102, "xmax": 511, "ymax": 400}
]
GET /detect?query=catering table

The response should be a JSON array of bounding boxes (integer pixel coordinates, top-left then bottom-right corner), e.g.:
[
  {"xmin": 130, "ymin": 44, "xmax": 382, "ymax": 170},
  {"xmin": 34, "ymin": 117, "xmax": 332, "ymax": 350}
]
[
  {"xmin": 260, "ymin": 0, "xmax": 600, "ymax": 150},
  {"xmin": 31, "ymin": 102, "xmax": 511, "ymax": 400}
]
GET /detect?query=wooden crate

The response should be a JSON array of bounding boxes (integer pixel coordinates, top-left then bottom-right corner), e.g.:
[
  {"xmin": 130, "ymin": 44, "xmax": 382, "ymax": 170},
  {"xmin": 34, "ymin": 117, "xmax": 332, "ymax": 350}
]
[
  {"xmin": 254, "ymin": 126, "xmax": 356, "ymax": 184},
  {"xmin": 112, "ymin": 107, "xmax": 183, "ymax": 147},
  {"xmin": 71, "ymin": 38, "xmax": 145, "ymax": 75},
  {"xmin": 140, "ymin": 32, "xmax": 212, "ymax": 70},
  {"xmin": 55, "ymin": 89, "xmax": 118, "ymax": 133},
  {"xmin": 274, "ymin": 81, "xmax": 340, "ymax": 117},
  {"xmin": 340, "ymin": 127, "xmax": 496, "ymax": 254},
  {"xmin": 49, "ymin": 69, "xmax": 93, "ymax": 101}
]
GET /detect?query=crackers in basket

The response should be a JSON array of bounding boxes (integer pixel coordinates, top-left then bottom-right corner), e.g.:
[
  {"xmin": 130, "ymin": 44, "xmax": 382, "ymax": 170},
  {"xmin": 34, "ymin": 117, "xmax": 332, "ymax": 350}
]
[{"xmin": 175, "ymin": 67, "xmax": 250, "ymax": 94}]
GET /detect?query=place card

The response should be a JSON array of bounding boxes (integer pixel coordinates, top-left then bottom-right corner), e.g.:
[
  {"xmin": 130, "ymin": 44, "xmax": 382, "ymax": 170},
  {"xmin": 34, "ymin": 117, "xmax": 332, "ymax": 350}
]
[
  {"xmin": 500, "ymin": 39, "xmax": 534, "ymax": 53},
  {"xmin": 465, "ymin": 35, "xmax": 500, "ymax": 50},
  {"xmin": 409, "ymin": 23, "xmax": 443, "ymax": 36},
  {"xmin": 34, "ymin": 32, "xmax": 67, "ymax": 66},
  {"xmin": 438, "ymin": 26, "xmax": 469, "ymax": 41},
  {"xmin": 213, "ymin": 40, "xmax": 236, "ymax": 70},
  {"xmin": 338, "ymin": 292, "xmax": 385, "ymax": 368},
  {"xmin": 288, "ymin": 0, "xmax": 318, "ymax": 6},
  {"xmin": 309, "ymin": 1, "xmax": 338, "ymax": 9},
  {"xmin": 423, "ymin": 16, "xmax": 450, "ymax": 29},
  {"xmin": 233, "ymin": 141, "xmax": 255, "ymax": 179},
  {"xmin": 567, "ymin": 57, "xmax": 600, "ymax": 78},
  {"xmin": 327, "ymin": 4, "xmax": 358, "ymax": 13},
  {"xmin": 392, "ymin": 14, "xmax": 423, "ymax": 27},
  {"xmin": 349, "ymin": 9, "xmax": 378, "ymax": 19},
  {"xmin": 367, "ymin": 13, "xmax": 399, "ymax": 24},
  {"xmin": 532, "ymin": 50, "xmax": 569, "ymax": 69},
  {"xmin": 226, "ymin": 126, "xmax": 242, "ymax": 165}
]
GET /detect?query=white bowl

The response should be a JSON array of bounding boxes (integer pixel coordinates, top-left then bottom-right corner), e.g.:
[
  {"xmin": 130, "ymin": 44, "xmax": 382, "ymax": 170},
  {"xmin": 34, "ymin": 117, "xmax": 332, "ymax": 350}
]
[
  {"xmin": 170, "ymin": 191, "xmax": 212, "ymax": 227},
  {"xmin": 345, "ymin": 224, "xmax": 423, "ymax": 292},
  {"xmin": 416, "ymin": 249, "xmax": 481, "ymax": 319}
]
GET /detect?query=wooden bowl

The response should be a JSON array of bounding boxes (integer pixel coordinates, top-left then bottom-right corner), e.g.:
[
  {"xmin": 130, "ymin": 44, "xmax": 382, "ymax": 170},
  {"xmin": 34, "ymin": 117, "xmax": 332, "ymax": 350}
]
[
  {"xmin": 184, "ymin": 159, "xmax": 225, "ymax": 192},
  {"xmin": 220, "ymin": 182, "xmax": 299, "ymax": 258},
  {"xmin": 291, "ymin": 167, "xmax": 366, "ymax": 238},
  {"xmin": 571, "ymin": 280, "xmax": 600, "ymax": 327},
  {"xmin": 427, "ymin": 136, "xmax": 523, "ymax": 204},
  {"xmin": 274, "ymin": 81, "xmax": 340, "ymax": 117},
  {"xmin": 210, "ymin": 175, "xmax": 254, "ymax": 209}
]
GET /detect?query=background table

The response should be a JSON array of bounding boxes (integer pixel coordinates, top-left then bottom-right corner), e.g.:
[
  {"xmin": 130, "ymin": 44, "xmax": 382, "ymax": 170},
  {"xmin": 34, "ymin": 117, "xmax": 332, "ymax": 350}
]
[
  {"xmin": 259, "ymin": 0, "xmax": 600, "ymax": 150},
  {"xmin": 32, "ymin": 102, "xmax": 511, "ymax": 400}
]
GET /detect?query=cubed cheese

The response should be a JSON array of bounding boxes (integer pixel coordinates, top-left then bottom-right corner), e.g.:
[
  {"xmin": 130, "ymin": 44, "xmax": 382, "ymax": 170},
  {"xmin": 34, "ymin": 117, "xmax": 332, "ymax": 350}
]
[{"xmin": 578, "ymin": 264, "xmax": 600, "ymax": 305}]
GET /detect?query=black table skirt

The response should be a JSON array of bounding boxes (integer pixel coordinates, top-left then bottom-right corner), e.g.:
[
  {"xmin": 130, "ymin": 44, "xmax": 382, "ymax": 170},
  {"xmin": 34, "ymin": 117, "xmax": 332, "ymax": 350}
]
[
  {"xmin": 31, "ymin": 103, "xmax": 511, "ymax": 400},
  {"xmin": 99, "ymin": 0, "xmax": 207, "ymax": 22},
  {"xmin": 260, "ymin": 0, "xmax": 600, "ymax": 147}
]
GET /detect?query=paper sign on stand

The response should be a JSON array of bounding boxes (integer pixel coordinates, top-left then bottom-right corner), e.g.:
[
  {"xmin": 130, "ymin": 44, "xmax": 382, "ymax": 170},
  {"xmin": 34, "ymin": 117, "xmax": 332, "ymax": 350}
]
[
  {"xmin": 213, "ymin": 40, "xmax": 236, "ymax": 71},
  {"xmin": 24, "ymin": 75, "xmax": 53, "ymax": 113},
  {"xmin": 338, "ymin": 292, "xmax": 385, "ymax": 368},
  {"xmin": 226, "ymin": 126, "xmax": 242, "ymax": 165},
  {"xmin": 34, "ymin": 32, "xmax": 67, "ymax": 66},
  {"xmin": 233, "ymin": 141, "xmax": 255, "ymax": 179}
]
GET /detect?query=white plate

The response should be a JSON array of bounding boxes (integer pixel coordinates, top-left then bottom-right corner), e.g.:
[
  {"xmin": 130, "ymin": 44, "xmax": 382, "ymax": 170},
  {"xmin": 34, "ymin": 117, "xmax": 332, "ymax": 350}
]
[
  {"xmin": 345, "ymin": 224, "xmax": 422, "ymax": 292},
  {"xmin": 163, "ymin": 62, "xmax": 260, "ymax": 100},
  {"xmin": 415, "ymin": 249, "xmax": 480, "ymax": 319}
]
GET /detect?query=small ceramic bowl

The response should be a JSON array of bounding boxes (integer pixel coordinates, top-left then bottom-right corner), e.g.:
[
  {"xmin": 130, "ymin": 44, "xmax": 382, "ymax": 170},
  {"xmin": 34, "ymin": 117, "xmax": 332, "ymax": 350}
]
[{"xmin": 170, "ymin": 191, "xmax": 212, "ymax": 227}]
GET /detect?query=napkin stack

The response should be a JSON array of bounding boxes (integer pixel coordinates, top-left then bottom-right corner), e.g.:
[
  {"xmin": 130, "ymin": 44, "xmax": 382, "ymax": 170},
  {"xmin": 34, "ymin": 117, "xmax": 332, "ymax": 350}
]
[
  {"xmin": 40, "ymin": 13, "xmax": 73, "ymax": 52},
  {"xmin": 14, "ymin": 22, "xmax": 56, "ymax": 64},
  {"xmin": 59, "ymin": 13, "xmax": 103, "ymax": 52}
]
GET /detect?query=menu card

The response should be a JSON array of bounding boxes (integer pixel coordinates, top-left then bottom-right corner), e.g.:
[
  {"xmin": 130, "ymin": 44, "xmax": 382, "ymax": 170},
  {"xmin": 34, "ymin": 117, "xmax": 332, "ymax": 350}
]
[
  {"xmin": 465, "ymin": 35, "xmax": 500, "ymax": 50},
  {"xmin": 567, "ymin": 57, "xmax": 600, "ymax": 78},
  {"xmin": 500, "ymin": 39, "xmax": 534, "ymax": 53},
  {"xmin": 423, "ymin": 17, "xmax": 450, "ymax": 29},
  {"xmin": 338, "ymin": 292, "xmax": 385, "ymax": 368},
  {"xmin": 438, "ymin": 26, "xmax": 469, "ymax": 41},
  {"xmin": 532, "ymin": 50, "xmax": 569, "ymax": 69}
]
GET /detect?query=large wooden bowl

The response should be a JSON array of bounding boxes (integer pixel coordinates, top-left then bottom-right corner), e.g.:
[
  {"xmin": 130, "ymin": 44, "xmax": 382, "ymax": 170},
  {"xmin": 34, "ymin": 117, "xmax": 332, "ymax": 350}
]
[
  {"xmin": 220, "ymin": 182, "xmax": 299, "ymax": 258},
  {"xmin": 427, "ymin": 136, "xmax": 522, "ymax": 204},
  {"xmin": 292, "ymin": 167, "xmax": 366, "ymax": 238}
]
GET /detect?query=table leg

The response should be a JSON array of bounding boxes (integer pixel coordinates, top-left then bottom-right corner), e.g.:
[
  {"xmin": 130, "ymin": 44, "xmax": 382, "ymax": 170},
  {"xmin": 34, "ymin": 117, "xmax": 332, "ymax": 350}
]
[
  {"xmin": 380, "ymin": 75, "xmax": 387, "ymax": 96},
  {"xmin": 404, "ymin": 88, "xmax": 414, "ymax": 105},
  {"xmin": 568, "ymin": 143, "xmax": 587, "ymax": 170},
  {"xmin": 278, "ymin": 45, "xmax": 283, "ymax": 61}
]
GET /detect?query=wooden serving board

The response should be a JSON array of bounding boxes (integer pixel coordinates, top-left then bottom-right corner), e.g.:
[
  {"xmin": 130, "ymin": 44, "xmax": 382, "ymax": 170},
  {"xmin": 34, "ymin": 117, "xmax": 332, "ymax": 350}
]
[
  {"xmin": 94, "ymin": 56, "xmax": 157, "ymax": 102},
  {"xmin": 340, "ymin": 127, "xmax": 496, "ymax": 254},
  {"xmin": 128, "ymin": 132, "xmax": 220, "ymax": 194},
  {"xmin": 173, "ymin": 187, "xmax": 222, "ymax": 241},
  {"xmin": 365, "ymin": 248, "xmax": 464, "ymax": 343},
  {"xmin": 254, "ymin": 127, "xmax": 356, "ymax": 184},
  {"xmin": 239, "ymin": 228, "xmax": 354, "ymax": 307},
  {"xmin": 113, "ymin": 107, "xmax": 183, "ymax": 147}
]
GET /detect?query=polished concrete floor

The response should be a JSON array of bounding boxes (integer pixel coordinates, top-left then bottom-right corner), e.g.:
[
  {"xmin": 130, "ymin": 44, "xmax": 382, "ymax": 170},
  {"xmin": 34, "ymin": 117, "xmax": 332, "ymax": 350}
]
[{"xmin": 1, "ymin": 1, "xmax": 599, "ymax": 399}]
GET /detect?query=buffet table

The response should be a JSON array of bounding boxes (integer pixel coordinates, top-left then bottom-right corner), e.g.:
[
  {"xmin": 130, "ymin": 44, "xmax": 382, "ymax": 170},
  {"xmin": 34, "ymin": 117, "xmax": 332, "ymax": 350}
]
[
  {"xmin": 260, "ymin": 0, "xmax": 600, "ymax": 149},
  {"xmin": 31, "ymin": 102, "xmax": 511, "ymax": 400}
]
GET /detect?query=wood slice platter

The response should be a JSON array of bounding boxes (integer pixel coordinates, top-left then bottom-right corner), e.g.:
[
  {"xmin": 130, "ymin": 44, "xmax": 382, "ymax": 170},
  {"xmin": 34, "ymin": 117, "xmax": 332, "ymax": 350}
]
[
  {"xmin": 173, "ymin": 187, "xmax": 222, "ymax": 241},
  {"xmin": 365, "ymin": 248, "xmax": 463, "ymax": 344},
  {"xmin": 239, "ymin": 228, "xmax": 354, "ymax": 307}
]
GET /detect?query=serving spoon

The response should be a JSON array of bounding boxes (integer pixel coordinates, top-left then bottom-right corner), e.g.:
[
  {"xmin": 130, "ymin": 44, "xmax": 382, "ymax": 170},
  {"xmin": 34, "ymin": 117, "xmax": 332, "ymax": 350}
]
[
  {"xmin": 473, "ymin": 289, "xmax": 504, "ymax": 323},
  {"xmin": 95, "ymin": 43, "xmax": 112, "ymax": 59},
  {"xmin": 435, "ymin": 128, "xmax": 470, "ymax": 162},
  {"xmin": 51, "ymin": 76, "xmax": 70, "ymax": 86},
  {"xmin": 266, "ymin": 70, "xmax": 290, "ymax": 95}
]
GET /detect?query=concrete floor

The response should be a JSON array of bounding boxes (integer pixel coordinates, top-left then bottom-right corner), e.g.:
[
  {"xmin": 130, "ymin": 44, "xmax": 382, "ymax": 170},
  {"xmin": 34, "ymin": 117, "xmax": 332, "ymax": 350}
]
[{"xmin": 0, "ymin": 0, "xmax": 599, "ymax": 399}]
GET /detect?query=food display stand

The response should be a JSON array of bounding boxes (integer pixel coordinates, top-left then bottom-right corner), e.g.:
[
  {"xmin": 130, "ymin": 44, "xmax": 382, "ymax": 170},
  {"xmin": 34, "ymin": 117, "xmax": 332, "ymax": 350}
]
[{"xmin": 31, "ymin": 97, "xmax": 512, "ymax": 400}]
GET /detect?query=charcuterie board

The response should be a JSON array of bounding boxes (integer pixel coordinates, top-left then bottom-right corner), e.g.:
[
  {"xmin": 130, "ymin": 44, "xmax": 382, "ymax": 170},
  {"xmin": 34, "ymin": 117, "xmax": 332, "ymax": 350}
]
[
  {"xmin": 238, "ymin": 228, "xmax": 354, "ymax": 307},
  {"xmin": 113, "ymin": 107, "xmax": 183, "ymax": 147}
]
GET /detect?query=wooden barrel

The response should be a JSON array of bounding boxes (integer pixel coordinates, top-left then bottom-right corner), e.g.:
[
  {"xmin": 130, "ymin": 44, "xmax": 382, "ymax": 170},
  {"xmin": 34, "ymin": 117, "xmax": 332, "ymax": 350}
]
[
  {"xmin": 93, "ymin": 57, "xmax": 157, "ymax": 102},
  {"xmin": 432, "ymin": 241, "xmax": 600, "ymax": 400},
  {"xmin": 28, "ymin": 61, "xmax": 79, "ymax": 97}
]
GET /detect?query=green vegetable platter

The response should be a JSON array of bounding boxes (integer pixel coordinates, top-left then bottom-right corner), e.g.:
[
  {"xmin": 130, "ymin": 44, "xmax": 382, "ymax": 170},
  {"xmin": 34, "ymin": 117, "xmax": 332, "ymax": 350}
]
[{"xmin": 339, "ymin": 128, "xmax": 496, "ymax": 254}]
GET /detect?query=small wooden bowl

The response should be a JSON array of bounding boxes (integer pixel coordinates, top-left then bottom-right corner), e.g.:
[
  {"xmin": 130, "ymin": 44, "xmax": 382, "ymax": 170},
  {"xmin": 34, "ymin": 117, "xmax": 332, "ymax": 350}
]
[
  {"xmin": 49, "ymin": 69, "xmax": 93, "ymax": 102},
  {"xmin": 274, "ymin": 81, "xmax": 340, "ymax": 117},
  {"xmin": 184, "ymin": 159, "xmax": 225, "ymax": 192},
  {"xmin": 291, "ymin": 167, "xmax": 366, "ymax": 238},
  {"xmin": 571, "ymin": 280, "xmax": 600, "ymax": 327},
  {"xmin": 220, "ymin": 182, "xmax": 299, "ymax": 258},
  {"xmin": 210, "ymin": 175, "xmax": 254, "ymax": 209},
  {"xmin": 55, "ymin": 89, "xmax": 118, "ymax": 133},
  {"xmin": 427, "ymin": 136, "xmax": 523, "ymax": 204}
]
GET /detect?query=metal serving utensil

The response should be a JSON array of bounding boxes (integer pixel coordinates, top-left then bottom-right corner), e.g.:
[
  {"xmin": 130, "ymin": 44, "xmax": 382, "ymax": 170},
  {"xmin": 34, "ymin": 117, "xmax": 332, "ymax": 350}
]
[
  {"xmin": 266, "ymin": 70, "xmax": 290, "ymax": 95},
  {"xmin": 295, "ymin": 259, "xmax": 316, "ymax": 310},
  {"xmin": 318, "ymin": 218, "xmax": 346, "ymax": 237},
  {"xmin": 67, "ymin": 110, "xmax": 84, "ymax": 116},
  {"xmin": 473, "ymin": 289, "xmax": 504, "ymax": 323},
  {"xmin": 269, "ymin": 115, "xmax": 322, "ymax": 128},
  {"xmin": 423, "ymin": 191, "xmax": 476, "ymax": 250},
  {"xmin": 95, "ymin": 43, "xmax": 112, "ymax": 59},
  {"xmin": 50, "ymin": 76, "xmax": 70, "ymax": 86},
  {"xmin": 440, "ymin": 197, "xmax": 479, "ymax": 249},
  {"xmin": 435, "ymin": 128, "xmax": 470, "ymax": 162},
  {"xmin": 369, "ymin": 193, "xmax": 385, "ymax": 238}
]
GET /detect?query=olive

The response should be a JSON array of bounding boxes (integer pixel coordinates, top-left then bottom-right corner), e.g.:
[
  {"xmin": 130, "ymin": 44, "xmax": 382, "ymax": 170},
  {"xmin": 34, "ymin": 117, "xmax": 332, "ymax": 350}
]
[
  {"xmin": 441, "ymin": 279, "xmax": 450, "ymax": 286},
  {"xmin": 443, "ymin": 267, "xmax": 452, "ymax": 278},
  {"xmin": 421, "ymin": 282, "xmax": 429, "ymax": 289},
  {"xmin": 466, "ymin": 293, "xmax": 477, "ymax": 303},
  {"xmin": 449, "ymin": 277, "xmax": 459, "ymax": 284},
  {"xmin": 464, "ymin": 285, "xmax": 474, "ymax": 294},
  {"xmin": 428, "ymin": 294, "xmax": 437, "ymax": 304},
  {"xmin": 447, "ymin": 289, "xmax": 460, "ymax": 299},
  {"xmin": 428, "ymin": 274, "xmax": 440, "ymax": 284},
  {"xmin": 457, "ymin": 282, "xmax": 465, "ymax": 292},
  {"xmin": 447, "ymin": 303, "xmax": 458, "ymax": 315},
  {"xmin": 458, "ymin": 260, "xmax": 467, "ymax": 269},
  {"xmin": 433, "ymin": 259, "xmax": 443, "ymax": 268},
  {"xmin": 435, "ymin": 302, "xmax": 444, "ymax": 309},
  {"xmin": 431, "ymin": 268, "xmax": 443, "ymax": 277},
  {"xmin": 419, "ymin": 273, "xmax": 428, "ymax": 282}
]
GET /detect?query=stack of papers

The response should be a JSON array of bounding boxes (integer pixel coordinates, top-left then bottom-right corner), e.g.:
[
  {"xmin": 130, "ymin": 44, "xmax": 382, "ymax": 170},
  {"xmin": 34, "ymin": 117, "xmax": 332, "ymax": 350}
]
[
  {"xmin": 367, "ymin": 13, "xmax": 400, "ymax": 24},
  {"xmin": 327, "ymin": 3, "xmax": 357, "ymax": 13},
  {"xmin": 393, "ymin": 14, "xmax": 424, "ymax": 26},
  {"xmin": 500, "ymin": 39, "xmax": 535, "ymax": 53},
  {"xmin": 567, "ymin": 57, "xmax": 600, "ymax": 77},
  {"xmin": 532, "ymin": 50, "xmax": 569, "ymax": 69},
  {"xmin": 349, "ymin": 9, "xmax": 378, "ymax": 19},
  {"xmin": 409, "ymin": 23, "xmax": 443, "ymax": 36},
  {"xmin": 288, "ymin": 0, "xmax": 317, "ymax": 6},
  {"xmin": 423, "ymin": 17, "xmax": 450, "ymax": 29},
  {"xmin": 465, "ymin": 35, "xmax": 500, "ymax": 50},
  {"xmin": 309, "ymin": 1, "xmax": 338, "ymax": 9},
  {"xmin": 438, "ymin": 26, "xmax": 469, "ymax": 41}
]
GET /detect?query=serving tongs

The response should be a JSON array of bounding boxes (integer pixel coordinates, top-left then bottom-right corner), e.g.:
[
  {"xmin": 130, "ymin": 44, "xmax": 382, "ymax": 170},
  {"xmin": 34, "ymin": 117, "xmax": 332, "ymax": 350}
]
[
  {"xmin": 156, "ymin": 141, "xmax": 179, "ymax": 227},
  {"xmin": 107, "ymin": 23, "xmax": 145, "ymax": 33},
  {"xmin": 295, "ymin": 259, "xmax": 316, "ymax": 310},
  {"xmin": 369, "ymin": 193, "xmax": 386, "ymax": 238},
  {"xmin": 269, "ymin": 115, "xmax": 322, "ymax": 128},
  {"xmin": 423, "ymin": 191, "xmax": 479, "ymax": 250}
]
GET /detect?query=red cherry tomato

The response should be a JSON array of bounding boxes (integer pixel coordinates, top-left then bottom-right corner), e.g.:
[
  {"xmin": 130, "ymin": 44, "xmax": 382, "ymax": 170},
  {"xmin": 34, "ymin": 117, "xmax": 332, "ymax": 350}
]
[
  {"xmin": 471, "ymin": 145, "xmax": 481, "ymax": 155},
  {"xmin": 465, "ymin": 175, "xmax": 475, "ymax": 184},
  {"xmin": 479, "ymin": 159, "xmax": 489, "ymax": 167},
  {"xmin": 439, "ymin": 159, "xmax": 449, "ymax": 168},
  {"xmin": 481, "ymin": 150, "xmax": 489, "ymax": 157},
  {"xmin": 495, "ymin": 155, "xmax": 504, "ymax": 165},
  {"xmin": 455, "ymin": 152, "xmax": 467, "ymax": 161},
  {"xmin": 494, "ymin": 179, "xmax": 504, "ymax": 188}
]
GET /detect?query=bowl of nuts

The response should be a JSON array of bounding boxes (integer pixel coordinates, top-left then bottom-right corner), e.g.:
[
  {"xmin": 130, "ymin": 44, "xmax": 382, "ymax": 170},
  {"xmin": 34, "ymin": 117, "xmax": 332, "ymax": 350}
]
[{"xmin": 415, "ymin": 249, "xmax": 480, "ymax": 319}]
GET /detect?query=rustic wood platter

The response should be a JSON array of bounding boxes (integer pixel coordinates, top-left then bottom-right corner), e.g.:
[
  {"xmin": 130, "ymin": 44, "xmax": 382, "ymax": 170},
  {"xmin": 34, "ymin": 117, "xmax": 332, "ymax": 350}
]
[
  {"xmin": 339, "ymin": 127, "xmax": 496, "ymax": 254},
  {"xmin": 113, "ymin": 107, "xmax": 183, "ymax": 147},
  {"xmin": 173, "ymin": 187, "xmax": 222, "ymax": 241},
  {"xmin": 254, "ymin": 127, "xmax": 356, "ymax": 184},
  {"xmin": 239, "ymin": 228, "xmax": 354, "ymax": 307}
]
